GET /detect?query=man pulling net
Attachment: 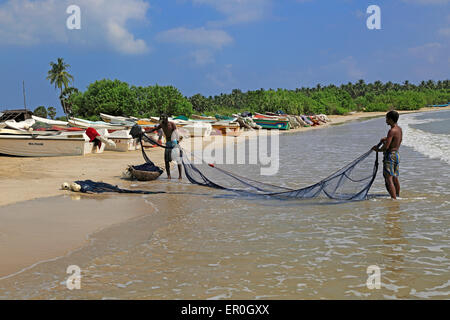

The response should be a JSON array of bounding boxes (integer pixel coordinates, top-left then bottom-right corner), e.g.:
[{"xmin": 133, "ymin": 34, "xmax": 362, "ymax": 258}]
[{"xmin": 134, "ymin": 114, "xmax": 183, "ymax": 180}]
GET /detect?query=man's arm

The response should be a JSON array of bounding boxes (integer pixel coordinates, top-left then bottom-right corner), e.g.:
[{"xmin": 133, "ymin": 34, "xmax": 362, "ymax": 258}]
[{"xmin": 373, "ymin": 130, "xmax": 394, "ymax": 152}]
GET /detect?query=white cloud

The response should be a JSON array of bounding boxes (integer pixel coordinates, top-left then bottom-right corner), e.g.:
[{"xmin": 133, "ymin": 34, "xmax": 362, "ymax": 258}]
[
  {"xmin": 0, "ymin": 0, "xmax": 150, "ymax": 54},
  {"xmin": 320, "ymin": 56, "xmax": 365, "ymax": 80},
  {"xmin": 156, "ymin": 27, "xmax": 233, "ymax": 49},
  {"xmin": 439, "ymin": 28, "xmax": 450, "ymax": 36},
  {"xmin": 206, "ymin": 64, "xmax": 236, "ymax": 88},
  {"xmin": 408, "ymin": 42, "xmax": 443, "ymax": 64},
  {"xmin": 156, "ymin": 27, "xmax": 233, "ymax": 65},
  {"xmin": 192, "ymin": 0, "xmax": 271, "ymax": 26},
  {"xmin": 190, "ymin": 49, "xmax": 216, "ymax": 66}
]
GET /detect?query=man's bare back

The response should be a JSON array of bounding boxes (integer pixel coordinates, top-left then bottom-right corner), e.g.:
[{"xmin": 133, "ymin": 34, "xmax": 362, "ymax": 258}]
[{"xmin": 386, "ymin": 125, "xmax": 402, "ymax": 152}]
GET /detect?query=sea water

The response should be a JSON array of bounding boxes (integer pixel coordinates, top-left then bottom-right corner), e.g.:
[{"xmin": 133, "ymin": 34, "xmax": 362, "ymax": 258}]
[{"xmin": 0, "ymin": 111, "xmax": 448, "ymax": 299}]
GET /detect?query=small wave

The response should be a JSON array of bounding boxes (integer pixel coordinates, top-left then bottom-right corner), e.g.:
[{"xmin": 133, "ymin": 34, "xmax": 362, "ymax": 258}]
[{"xmin": 400, "ymin": 114, "xmax": 450, "ymax": 165}]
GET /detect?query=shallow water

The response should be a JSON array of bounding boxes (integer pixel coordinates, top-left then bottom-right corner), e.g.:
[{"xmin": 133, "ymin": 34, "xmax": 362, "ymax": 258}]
[{"xmin": 0, "ymin": 111, "xmax": 449, "ymax": 299}]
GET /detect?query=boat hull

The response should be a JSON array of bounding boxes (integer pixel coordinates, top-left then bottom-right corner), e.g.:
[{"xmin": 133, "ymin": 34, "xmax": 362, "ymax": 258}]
[
  {"xmin": 0, "ymin": 134, "xmax": 94, "ymax": 157},
  {"xmin": 211, "ymin": 123, "xmax": 241, "ymax": 136},
  {"xmin": 183, "ymin": 123, "xmax": 212, "ymax": 137},
  {"xmin": 253, "ymin": 119, "xmax": 291, "ymax": 130}
]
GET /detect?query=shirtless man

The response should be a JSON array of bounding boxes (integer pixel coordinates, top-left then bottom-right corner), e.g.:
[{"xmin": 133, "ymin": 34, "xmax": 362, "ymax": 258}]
[
  {"xmin": 148, "ymin": 114, "xmax": 183, "ymax": 180},
  {"xmin": 372, "ymin": 111, "xmax": 402, "ymax": 199}
]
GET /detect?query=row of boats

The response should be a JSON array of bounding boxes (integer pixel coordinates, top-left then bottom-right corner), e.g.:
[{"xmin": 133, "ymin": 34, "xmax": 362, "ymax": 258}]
[{"xmin": 0, "ymin": 112, "xmax": 331, "ymax": 157}]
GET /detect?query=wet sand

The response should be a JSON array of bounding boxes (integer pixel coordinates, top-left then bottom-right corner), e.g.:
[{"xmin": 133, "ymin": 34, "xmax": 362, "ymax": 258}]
[
  {"xmin": 0, "ymin": 195, "xmax": 152, "ymax": 278},
  {"xmin": 0, "ymin": 106, "xmax": 448, "ymax": 284}
]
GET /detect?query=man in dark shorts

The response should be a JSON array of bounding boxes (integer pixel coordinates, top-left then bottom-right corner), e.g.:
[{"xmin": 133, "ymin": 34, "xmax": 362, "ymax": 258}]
[
  {"xmin": 372, "ymin": 110, "xmax": 402, "ymax": 199},
  {"xmin": 147, "ymin": 114, "xmax": 183, "ymax": 180}
]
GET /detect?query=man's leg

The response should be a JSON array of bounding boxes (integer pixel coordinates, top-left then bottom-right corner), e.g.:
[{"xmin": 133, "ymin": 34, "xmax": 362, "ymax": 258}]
[
  {"xmin": 177, "ymin": 164, "xmax": 182, "ymax": 180},
  {"xmin": 166, "ymin": 161, "xmax": 171, "ymax": 179},
  {"xmin": 384, "ymin": 173, "xmax": 397, "ymax": 199},
  {"xmin": 393, "ymin": 177, "xmax": 400, "ymax": 197}
]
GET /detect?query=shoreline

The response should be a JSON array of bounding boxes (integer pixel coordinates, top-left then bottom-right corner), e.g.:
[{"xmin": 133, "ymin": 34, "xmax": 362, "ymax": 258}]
[
  {"xmin": 0, "ymin": 106, "xmax": 448, "ymax": 285},
  {"xmin": 1, "ymin": 106, "xmax": 449, "ymax": 208}
]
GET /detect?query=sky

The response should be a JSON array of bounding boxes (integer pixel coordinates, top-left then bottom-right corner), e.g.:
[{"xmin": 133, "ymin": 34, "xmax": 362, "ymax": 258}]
[{"xmin": 0, "ymin": 0, "xmax": 449, "ymax": 113}]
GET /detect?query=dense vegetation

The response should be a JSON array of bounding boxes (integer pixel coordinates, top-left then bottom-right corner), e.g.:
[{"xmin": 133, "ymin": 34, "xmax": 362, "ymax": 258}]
[{"xmin": 65, "ymin": 79, "xmax": 449, "ymax": 120}]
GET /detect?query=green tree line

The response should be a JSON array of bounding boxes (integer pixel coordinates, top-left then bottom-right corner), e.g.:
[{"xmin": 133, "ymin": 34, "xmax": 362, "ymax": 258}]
[{"xmin": 66, "ymin": 79, "xmax": 449, "ymax": 119}]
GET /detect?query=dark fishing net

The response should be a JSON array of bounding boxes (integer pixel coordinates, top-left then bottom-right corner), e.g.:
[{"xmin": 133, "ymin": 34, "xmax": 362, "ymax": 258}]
[
  {"xmin": 75, "ymin": 180, "xmax": 166, "ymax": 194},
  {"xmin": 180, "ymin": 146, "xmax": 380, "ymax": 201},
  {"xmin": 131, "ymin": 124, "xmax": 381, "ymax": 201}
]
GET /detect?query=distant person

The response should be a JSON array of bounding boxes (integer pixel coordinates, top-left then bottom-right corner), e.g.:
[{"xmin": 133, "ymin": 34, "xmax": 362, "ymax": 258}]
[
  {"xmin": 372, "ymin": 110, "xmax": 402, "ymax": 199},
  {"xmin": 147, "ymin": 114, "xmax": 183, "ymax": 180}
]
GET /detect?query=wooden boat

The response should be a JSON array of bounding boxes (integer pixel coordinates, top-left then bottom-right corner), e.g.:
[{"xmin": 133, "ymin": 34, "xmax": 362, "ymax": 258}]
[
  {"xmin": 252, "ymin": 118, "xmax": 291, "ymax": 130},
  {"xmin": 190, "ymin": 114, "xmax": 216, "ymax": 121},
  {"xmin": 32, "ymin": 116, "xmax": 69, "ymax": 126},
  {"xmin": 254, "ymin": 113, "xmax": 289, "ymax": 120},
  {"xmin": 215, "ymin": 114, "xmax": 236, "ymax": 121},
  {"xmin": 182, "ymin": 122, "xmax": 212, "ymax": 137},
  {"xmin": 0, "ymin": 131, "xmax": 104, "ymax": 157},
  {"xmin": 104, "ymin": 130, "xmax": 138, "ymax": 152},
  {"xmin": 100, "ymin": 113, "xmax": 136, "ymax": 125},
  {"xmin": 211, "ymin": 121, "xmax": 241, "ymax": 136},
  {"xmin": 68, "ymin": 118, "xmax": 129, "ymax": 130}
]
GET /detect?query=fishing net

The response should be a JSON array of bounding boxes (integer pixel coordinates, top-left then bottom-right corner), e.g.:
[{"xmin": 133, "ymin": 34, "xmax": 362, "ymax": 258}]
[
  {"xmin": 180, "ymin": 146, "xmax": 381, "ymax": 201},
  {"xmin": 74, "ymin": 180, "xmax": 166, "ymax": 194},
  {"xmin": 131, "ymin": 124, "xmax": 381, "ymax": 201}
]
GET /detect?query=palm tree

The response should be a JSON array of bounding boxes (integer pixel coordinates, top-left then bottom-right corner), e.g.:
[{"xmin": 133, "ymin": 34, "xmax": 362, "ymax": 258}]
[
  {"xmin": 46, "ymin": 58, "xmax": 74, "ymax": 118},
  {"xmin": 59, "ymin": 87, "xmax": 79, "ymax": 116}
]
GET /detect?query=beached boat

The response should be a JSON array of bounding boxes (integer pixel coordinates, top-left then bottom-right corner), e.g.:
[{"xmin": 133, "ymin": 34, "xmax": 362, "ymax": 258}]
[
  {"xmin": 211, "ymin": 121, "xmax": 241, "ymax": 136},
  {"xmin": 183, "ymin": 122, "xmax": 212, "ymax": 137},
  {"xmin": 254, "ymin": 113, "xmax": 288, "ymax": 120},
  {"xmin": 0, "ymin": 131, "xmax": 104, "ymax": 157},
  {"xmin": 32, "ymin": 116, "xmax": 69, "ymax": 127},
  {"xmin": 68, "ymin": 118, "xmax": 129, "ymax": 130},
  {"xmin": 100, "ymin": 113, "xmax": 136, "ymax": 125},
  {"xmin": 215, "ymin": 114, "xmax": 236, "ymax": 121},
  {"xmin": 4, "ymin": 119, "xmax": 35, "ymax": 131},
  {"xmin": 190, "ymin": 115, "xmax": 217, "ymax": 121},
  {"xmin": 428, "ymin": 103, "xmax": 449, "ymax": 107},
  {"xmin": 104, "ymin": 130, "xmax": 138, "ymax": 152},
  {"xmin": 252, "ymin": 118, "xmax": 291, "ymax": 130},
  {"xmin": 137, "ymin": 118, "xmax": 159, "ymax": 126}
]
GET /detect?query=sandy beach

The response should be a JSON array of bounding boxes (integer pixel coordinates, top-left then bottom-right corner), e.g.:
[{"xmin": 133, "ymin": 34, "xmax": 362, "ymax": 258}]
[{"xmin": 0, "ymin": 106, "xmax": 449, "ymax": 286}]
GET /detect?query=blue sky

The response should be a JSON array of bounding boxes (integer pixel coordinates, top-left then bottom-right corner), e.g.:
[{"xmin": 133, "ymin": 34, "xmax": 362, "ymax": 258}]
[{"xmin": 0, "ymin": 0, "xmax": 449, "ymax": 113}]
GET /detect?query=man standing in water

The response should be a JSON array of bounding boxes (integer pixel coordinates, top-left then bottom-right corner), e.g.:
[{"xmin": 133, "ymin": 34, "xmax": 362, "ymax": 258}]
[
  {"xmin": 148, "ymin": 114, "xmax": 183, "ymax": 180},
  {"xmin": 372, "ymin": 110, "xmax": 402, "ymax": 199}
]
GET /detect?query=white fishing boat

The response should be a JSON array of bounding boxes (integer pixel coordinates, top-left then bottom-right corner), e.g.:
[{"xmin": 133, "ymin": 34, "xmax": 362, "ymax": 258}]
[
  {"xmin": 182, "ymin": 122, "xmax": 212, "ymax": 137},
  {"xmin": 4, "ymin": 119, "xmax": 35, "ymax": 131},
  {"xmin": 0, "ymin": 131, "xmax": 104, "ymax": 157},
  {"xmin": 99, "ymin": 113, "xmax": 137, "ymax": 126},
  {"xmin": 103, "ymin": 129, "xmax": 138, "ymax": 152},
  {"xmin": 68, "ymin": 117, "xmax": 128, "ymax": 130},
  {"xmin": 32, "ymin": 115, "xmax": 69, "ymax": 126}
]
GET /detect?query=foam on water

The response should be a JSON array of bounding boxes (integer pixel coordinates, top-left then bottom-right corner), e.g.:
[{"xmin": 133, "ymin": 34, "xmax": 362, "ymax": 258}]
[{"xmin": 400, "ymin": 111, "xmax": 450, "ymax": 165}]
